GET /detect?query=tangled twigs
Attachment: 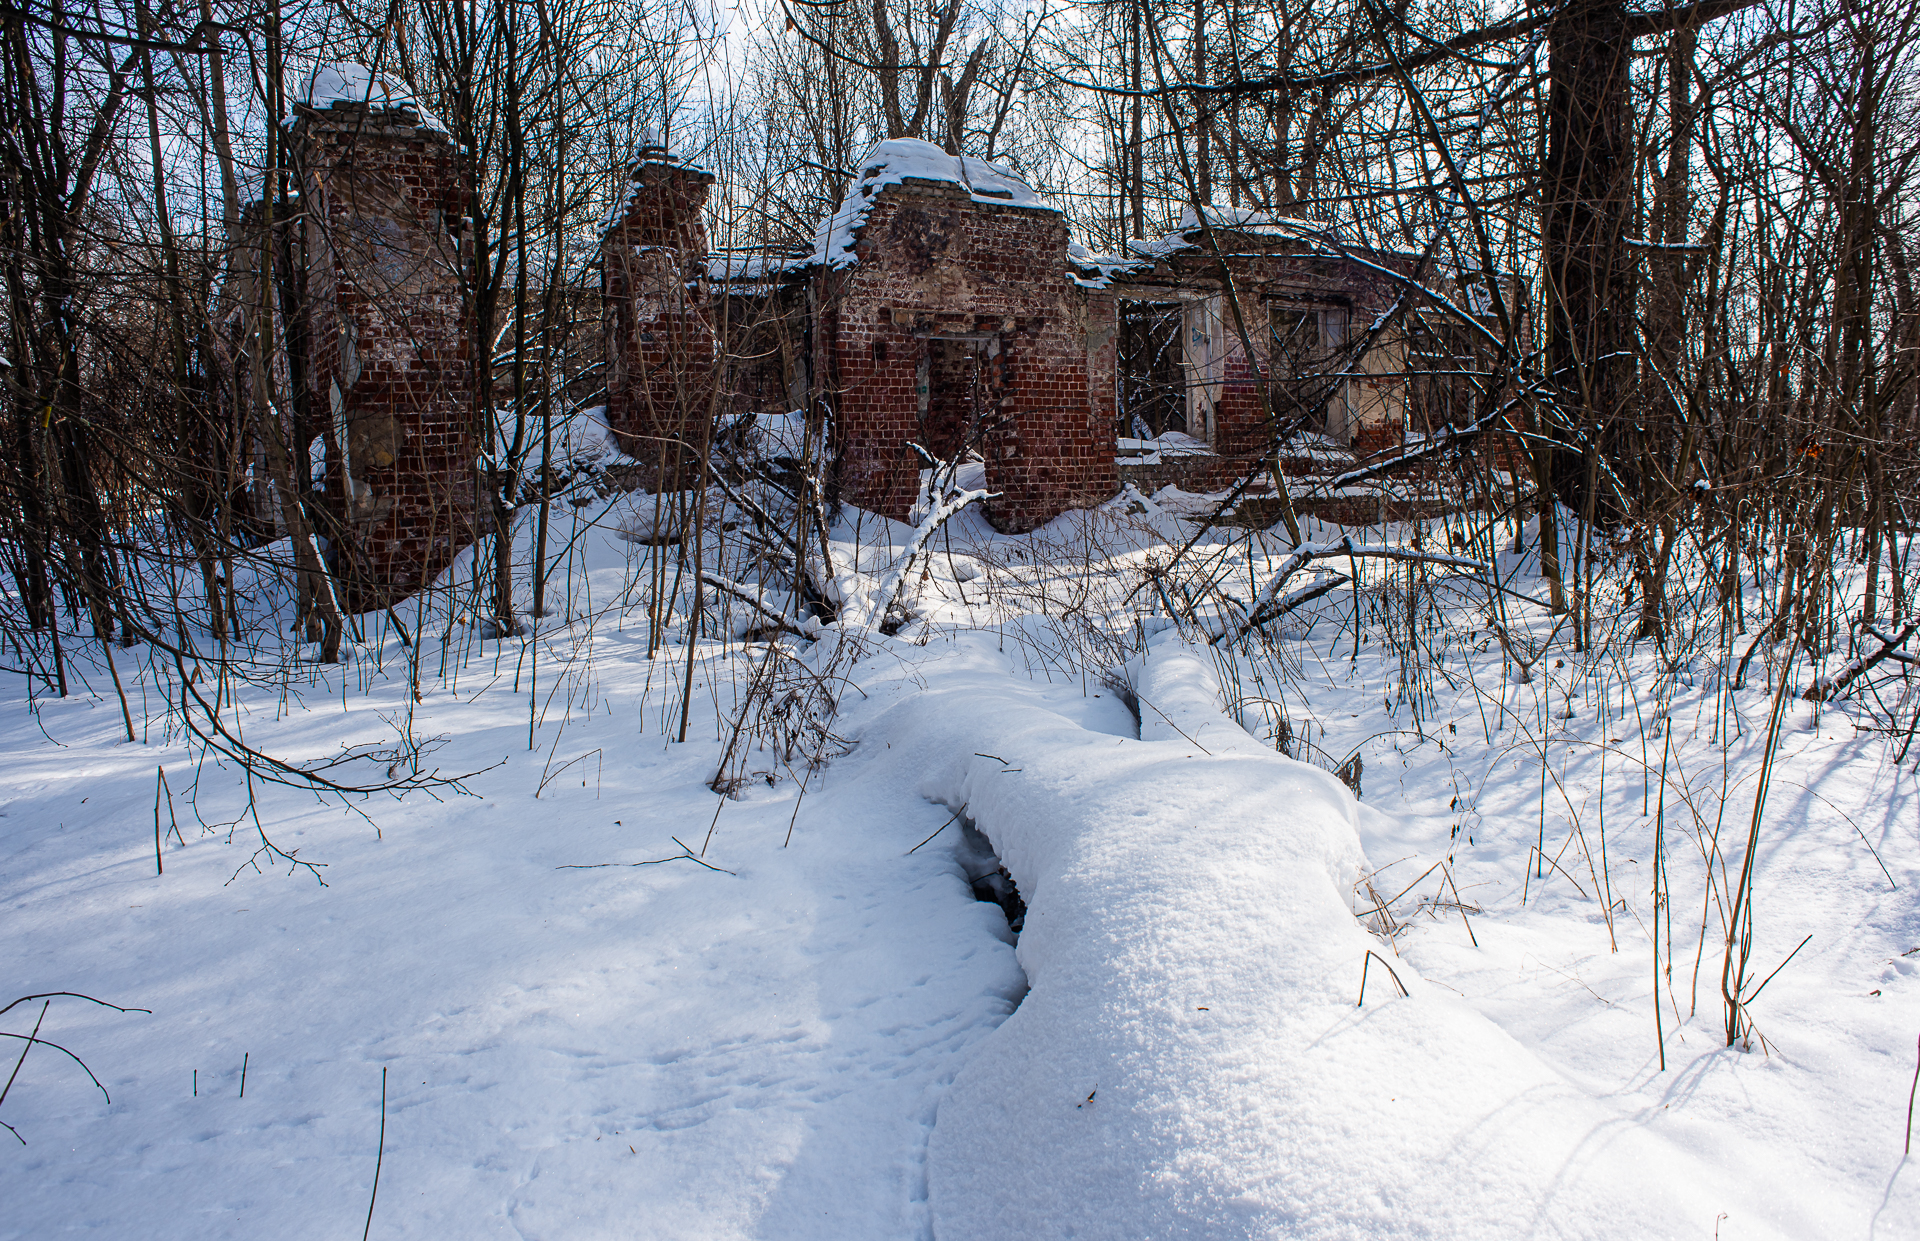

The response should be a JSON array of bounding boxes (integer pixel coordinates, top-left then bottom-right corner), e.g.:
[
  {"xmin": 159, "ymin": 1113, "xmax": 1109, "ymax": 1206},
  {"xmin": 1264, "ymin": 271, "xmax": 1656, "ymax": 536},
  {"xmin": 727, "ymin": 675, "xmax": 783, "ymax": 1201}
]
[
  {"xmin": 0, "ymin": 992, "xmax": 150, "ymax": 1143},
  {"xmin": 169, "ymin": 647, "xmax": 498, "ymax": 803},
  {"xmin": 709, "ymin": 643, "xmax": 853, "ymax": 795}
]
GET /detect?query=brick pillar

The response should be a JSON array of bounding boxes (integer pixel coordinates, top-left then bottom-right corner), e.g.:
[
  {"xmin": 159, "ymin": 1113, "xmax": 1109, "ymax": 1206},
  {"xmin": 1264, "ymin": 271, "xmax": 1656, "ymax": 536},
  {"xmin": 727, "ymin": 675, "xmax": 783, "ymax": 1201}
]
[
  {"xmin": 292, "ymin": 87, "xmax": 475, "ymax": 609},
  {"xmin": 981, "ymin": 314, "xmax": 1120, "ymax": 533},
  {"xmin": 601, "ymin": 137, "xmax": 716, "ymax": 490},
  {"xmin": 828, "ymin": 303, "xmax": 924, "ymax": 523}
]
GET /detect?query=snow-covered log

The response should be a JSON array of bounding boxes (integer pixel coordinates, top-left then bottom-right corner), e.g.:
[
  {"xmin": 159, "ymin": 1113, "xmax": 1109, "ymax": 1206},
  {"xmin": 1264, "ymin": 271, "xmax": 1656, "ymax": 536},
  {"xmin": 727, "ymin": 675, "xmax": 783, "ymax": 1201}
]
[
  {"xmin": 1803, "ymin": 616, "xmax": 1919, "ymax": 702},
  {"xmin": 850, "ymin": 635, "xmax": 1802, "ymax": 1240}
]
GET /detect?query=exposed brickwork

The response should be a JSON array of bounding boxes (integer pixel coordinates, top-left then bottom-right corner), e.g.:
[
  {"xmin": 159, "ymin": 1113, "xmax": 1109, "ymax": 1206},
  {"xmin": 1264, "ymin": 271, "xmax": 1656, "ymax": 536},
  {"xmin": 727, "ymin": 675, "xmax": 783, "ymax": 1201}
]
[
  {"xmin": 817, "ymin": 180, "xmax": 1118, "ymax": 532},
  {"xmin": 601, "ymin": 146, "xmax": 716, "ymax": 489},
  {"xmin": 292, "ymin": 101, "xmax": 475, "ymax": 610},
  {"xmin": 273, "ymin": 112, "xmax": 1527, "ymax": 611}
]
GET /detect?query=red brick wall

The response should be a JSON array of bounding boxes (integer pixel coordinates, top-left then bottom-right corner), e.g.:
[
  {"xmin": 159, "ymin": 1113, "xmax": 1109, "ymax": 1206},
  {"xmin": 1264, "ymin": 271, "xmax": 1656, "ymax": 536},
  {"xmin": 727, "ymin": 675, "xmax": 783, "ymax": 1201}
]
[
  {"xmin": 602, "ymin": 155, "xmax": 716, "ymax": 489},
  {"xmin": 294, "ymin": 102, "xmax": 475, "ymax": 609},
  {"xmin": 819, "ymin": 181, "xmax": 1119, "ymax": 532}
]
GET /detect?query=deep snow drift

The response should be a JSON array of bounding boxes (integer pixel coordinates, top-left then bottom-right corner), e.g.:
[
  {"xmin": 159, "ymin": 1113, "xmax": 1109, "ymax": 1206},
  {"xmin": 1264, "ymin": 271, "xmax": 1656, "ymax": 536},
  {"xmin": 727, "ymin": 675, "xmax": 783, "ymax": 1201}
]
[{"xmin": 3, "ymin": 487, "xmax": 1917, "ymax": 1239}]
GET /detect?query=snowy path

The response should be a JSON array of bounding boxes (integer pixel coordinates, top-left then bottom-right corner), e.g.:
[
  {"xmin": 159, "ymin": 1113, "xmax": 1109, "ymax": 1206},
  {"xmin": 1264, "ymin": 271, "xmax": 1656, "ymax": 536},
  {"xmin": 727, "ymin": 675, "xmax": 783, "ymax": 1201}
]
[{"xmin": 2, "ymin": 644, "xmax": 1109, "ymax": 1239}]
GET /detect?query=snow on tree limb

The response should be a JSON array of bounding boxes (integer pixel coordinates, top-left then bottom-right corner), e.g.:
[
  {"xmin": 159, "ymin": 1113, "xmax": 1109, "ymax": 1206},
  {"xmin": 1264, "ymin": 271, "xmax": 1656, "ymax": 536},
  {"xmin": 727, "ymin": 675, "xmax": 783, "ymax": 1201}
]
[
  {"xmin": 699, "ymin": 572, "xmax": 817, "ymax": 640},
  {"xmin": 857, "ymin": 488, "xmax": 993, "ymax": 633},
  {"xmin": 1227, "ymin": 536, "xmax": 1490, "ymax": 642},
  {"xmin": 1803, "ymin": 617, "xmax": 1920, "ymax": 702}
]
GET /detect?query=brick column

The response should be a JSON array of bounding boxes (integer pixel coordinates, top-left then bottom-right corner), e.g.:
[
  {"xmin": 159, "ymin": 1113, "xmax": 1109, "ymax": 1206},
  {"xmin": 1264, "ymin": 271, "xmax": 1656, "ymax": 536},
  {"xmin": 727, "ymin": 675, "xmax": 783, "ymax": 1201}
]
[
  {"xmin": 601, "ymin": 138, "xmax": 716, "ymax": 491},
  {"xmin": 828, "ymin": 303, "xmax": 924, "ymax": 522},
  {"xmin": 293, "ymin": 92, "xmax": 476, "ymax": 610}
]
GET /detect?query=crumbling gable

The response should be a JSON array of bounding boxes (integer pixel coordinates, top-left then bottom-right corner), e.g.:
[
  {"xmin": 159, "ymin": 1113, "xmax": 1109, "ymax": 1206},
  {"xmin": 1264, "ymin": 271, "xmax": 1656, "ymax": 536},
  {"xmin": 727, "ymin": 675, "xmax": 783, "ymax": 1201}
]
[{"xmin": 810, "ymin": 140, "xmax": 1118, "ymax": 532}]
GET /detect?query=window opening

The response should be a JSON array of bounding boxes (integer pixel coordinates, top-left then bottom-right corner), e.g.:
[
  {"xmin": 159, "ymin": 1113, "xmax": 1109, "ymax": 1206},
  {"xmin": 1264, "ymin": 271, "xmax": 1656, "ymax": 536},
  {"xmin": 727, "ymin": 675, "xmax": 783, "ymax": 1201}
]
[
  {"xmin": 1118, "ymin": 301, "xmax": 1186, "ymax": 439},
  {"xmin": 1268, "ymin": 302, "xmax": 1350, "ymax": 437},
  {"xmin": 1405, "ymin": 311, "xmax": 1485, "ymax": 434}
]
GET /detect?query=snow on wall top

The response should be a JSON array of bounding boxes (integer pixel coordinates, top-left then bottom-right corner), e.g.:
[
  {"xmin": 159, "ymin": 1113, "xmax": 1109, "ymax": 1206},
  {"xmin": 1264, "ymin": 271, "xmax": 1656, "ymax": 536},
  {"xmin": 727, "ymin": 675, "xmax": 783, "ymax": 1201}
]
[
  {"xmin": 811, "ymin": 138, "xmax": 1054, "ymax": 269},
  {"xmin": 292, "ymin": 63, "xmax": 445, "ymax": 133},
  {"xmin": 1128, "ymin": 203, "xmax": 1309, "ymax": 259},
  {"xmin": 1067, "ymin": 240, "xmax": 1149, "ymax": 289},
  {"xmin": 706, "ymin": 252, "xmax": 811, "ymax": 283}
]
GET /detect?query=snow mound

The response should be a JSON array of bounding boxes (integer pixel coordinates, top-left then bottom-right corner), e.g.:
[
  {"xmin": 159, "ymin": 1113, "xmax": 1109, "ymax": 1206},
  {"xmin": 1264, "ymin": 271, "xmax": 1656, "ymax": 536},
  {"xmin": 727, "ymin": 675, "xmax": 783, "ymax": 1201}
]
[
  {"xmin": 293, "ymin": 63, "xmax": 444, "ymax": 132},
  {"xmin": 851, "ymin": 634, "xmax": 1805, "ymax": 1240},
  {"xmin": 813, "ymin": 138, "xmax": 1053, "ymax": 269}
]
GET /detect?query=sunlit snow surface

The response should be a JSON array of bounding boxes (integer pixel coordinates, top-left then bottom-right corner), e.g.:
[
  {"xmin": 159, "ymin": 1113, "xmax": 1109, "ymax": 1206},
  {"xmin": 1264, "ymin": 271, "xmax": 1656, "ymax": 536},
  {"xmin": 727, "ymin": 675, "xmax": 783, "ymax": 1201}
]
[{"xmin": 2, "ymin": 491, "xmax": 1916, "ymax": 1239}]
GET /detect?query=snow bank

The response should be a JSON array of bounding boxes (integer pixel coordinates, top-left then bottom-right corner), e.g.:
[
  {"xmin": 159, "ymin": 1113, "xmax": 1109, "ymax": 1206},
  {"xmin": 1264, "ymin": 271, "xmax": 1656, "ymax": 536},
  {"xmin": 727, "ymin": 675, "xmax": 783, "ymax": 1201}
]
[
  {"xmin": 293, "ymin": 63, "xmax": 444, "ymax": 132},
  {"xmin": 849, "ymin": 634, "xmax": 1805, "ymax": 1240},
  {"xmin": 812, "ymin": 138, "xmax": 1052, "ymax": 269}
]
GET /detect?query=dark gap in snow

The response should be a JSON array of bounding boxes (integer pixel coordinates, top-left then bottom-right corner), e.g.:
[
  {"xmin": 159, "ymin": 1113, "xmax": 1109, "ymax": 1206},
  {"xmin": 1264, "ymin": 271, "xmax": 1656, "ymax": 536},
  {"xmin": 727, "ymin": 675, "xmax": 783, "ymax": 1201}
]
[
  {"xmin": 1100, "ymin": 668, "xmax": 1141, "ymax": 737},
  {"xmin": 955, "ymin": 813, "xmax": 1026, "ymax": 938}
]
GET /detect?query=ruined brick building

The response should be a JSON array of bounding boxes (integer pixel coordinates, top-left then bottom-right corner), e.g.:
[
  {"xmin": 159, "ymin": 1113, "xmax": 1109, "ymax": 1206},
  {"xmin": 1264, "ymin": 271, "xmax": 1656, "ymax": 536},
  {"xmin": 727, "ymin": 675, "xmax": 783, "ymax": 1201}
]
[
  {"xmin": 262, "ymin": 68, "xmax": 1502, "ymax": 603},
  {"xmin": 606, "ymin": 136, "xmax": 1506, "ymax": 532}
]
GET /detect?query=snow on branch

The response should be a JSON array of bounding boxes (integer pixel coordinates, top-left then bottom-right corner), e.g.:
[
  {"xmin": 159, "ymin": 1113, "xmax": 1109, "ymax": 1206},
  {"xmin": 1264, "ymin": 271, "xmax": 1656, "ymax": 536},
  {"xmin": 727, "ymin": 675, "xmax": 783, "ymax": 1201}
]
[
  {"xmin": 1211, "ymin": 571, "xmax": 1354, "ymax": 644},
  {"xmin": 700, "ymin": 572, "xmax": 816, "ymax": 641},
  {"xmin": 1322, "ymin": 399, "xmax": 1523, "ymax": 492},
  {"xmin": 858, "ymin": 487, "xmax": 992, "ymax": 633},
  {"xmin": 1222, "ymin": 536, "xmax": 1490, "ymax": 643},
  {"xmin": 1803, "ymin": 617, "xmax": 1920, "ymax": 702}
]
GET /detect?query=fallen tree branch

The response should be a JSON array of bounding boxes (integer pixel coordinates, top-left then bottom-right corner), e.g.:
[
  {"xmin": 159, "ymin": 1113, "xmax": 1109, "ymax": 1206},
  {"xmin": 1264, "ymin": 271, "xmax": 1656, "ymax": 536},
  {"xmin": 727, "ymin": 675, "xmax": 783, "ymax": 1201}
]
[
  {"xmin": 556, "ymin": 836, "xmax": 736, "ymax": 876},
  {"xmin": 1228, "ymin": 536, "xmax": 1490, "ymax": 642},
  {"xmin": 1321, "ymin": 400, "xmax": 1520, "ymax": 492},
  {"xmin": 1804, "ymin": 617, "xmax": 1920, "ymax": 702},
  {"xmin": 861, "ymin": 486, "xmax": 992, "ymax": 632},
  {"xmin": 1212, "ymin": 571, "xmax": 1352, "ymax": 644},
  {"xmin": 699, "ymin": 572, "xmax": 815, "ymax": 640}
]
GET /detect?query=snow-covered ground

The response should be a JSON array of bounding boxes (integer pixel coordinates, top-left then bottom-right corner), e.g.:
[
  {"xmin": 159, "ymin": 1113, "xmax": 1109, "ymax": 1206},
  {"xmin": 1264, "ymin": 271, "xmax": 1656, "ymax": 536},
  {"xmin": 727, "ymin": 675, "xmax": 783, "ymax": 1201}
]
[{"xmin": 4, "ymin": 486, "xmax": 1917, "ymax": 1238}]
